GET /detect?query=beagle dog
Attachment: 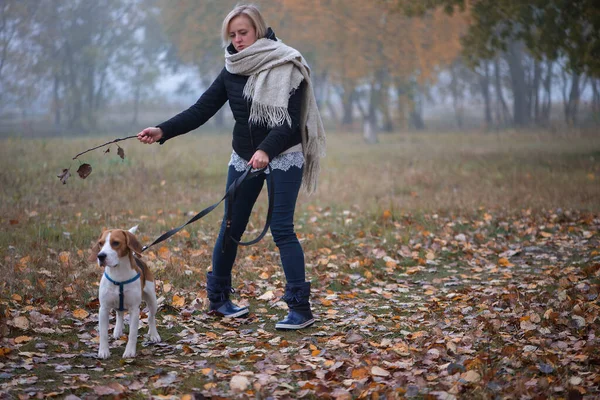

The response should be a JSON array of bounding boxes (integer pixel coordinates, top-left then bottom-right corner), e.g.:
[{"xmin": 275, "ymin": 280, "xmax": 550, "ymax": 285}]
[{"xmin": 89, "ymin": 226, "xmax": 161, "ymax": 359}]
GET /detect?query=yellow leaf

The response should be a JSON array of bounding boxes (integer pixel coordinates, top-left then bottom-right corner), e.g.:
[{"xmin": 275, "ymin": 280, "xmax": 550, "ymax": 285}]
[
  {"xmin": 259, "ymin": 271, "xmax": 269, "ymax": 279},
  {"xmin": 201, "ymin": 368, "xmax": 213, "ymax": 376},
  {"xmin": 14, "ymin": 336, "xmax": 33, "ymax": 344},
  {"xmin": 19, "ymin": 256, "xmax": 31, "ymax": 267},
  {"xmin": 382, "ymin": 210, "xmax": 392, "ymax": 220},
  {"xmin": 11, "ymin": 294, "xmax": 22, "ymax": 302},
  {"xmin": 158, "ymin": 246, "xmax": 171, "ymax": 259},
  {"xmin": 59, "ymin": 251, "xmax": 70, "ymax": 265},
  {"xmin": 320, "ymin": 299, "xmax": 333, "ymax": 307},
  {"xmin": 351, "ymin": 368, "xmax": 369, "ymax": 379},
  {"xmin": 172, "ymin": 295, "xmax": 185, "ymax": 308},
  {"xmin": 73, "ymin": 308, "xmax": 89, "ymax": 319},
  {"xmin": 0, "ymin": 348, "xmax": 12, "ymax": 357},
  {"xmin": 498, "ymin": 258, "xmax": 514, "ymax": 267}
]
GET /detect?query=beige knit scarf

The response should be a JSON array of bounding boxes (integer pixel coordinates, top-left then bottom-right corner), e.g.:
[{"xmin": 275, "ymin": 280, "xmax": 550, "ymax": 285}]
[{"xmin": 225, "ymin": 38, "xmax": 326, "ymax": 194}]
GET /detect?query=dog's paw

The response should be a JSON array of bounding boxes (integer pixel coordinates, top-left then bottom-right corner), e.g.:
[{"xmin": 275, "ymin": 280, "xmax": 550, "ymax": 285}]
[
  {"xmin": 122, "ymin": 347, "xmax": 137, "ymax": 359},
  {"xmin": 149, "ymin": 331, "xmax": 161, "ymax": 343},
  {"xmin": 113, "ymin": 330, "xmax": 123, "ymax": 340},
  {"xmin": 98, "ymin": 348, "xmax": 110, "ymax": 359}
]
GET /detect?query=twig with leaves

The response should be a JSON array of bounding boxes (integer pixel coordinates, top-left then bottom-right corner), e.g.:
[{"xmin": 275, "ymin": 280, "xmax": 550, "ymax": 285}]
[{"xmin": 57, "ymin": 135, "xmax": 137, "ymax": 184}]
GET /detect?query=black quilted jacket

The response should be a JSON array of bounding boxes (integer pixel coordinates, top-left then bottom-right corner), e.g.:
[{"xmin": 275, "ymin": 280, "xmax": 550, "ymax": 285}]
[{"xmin": 157, "ymin": 28, "xmax": 303, "ymax": 161}]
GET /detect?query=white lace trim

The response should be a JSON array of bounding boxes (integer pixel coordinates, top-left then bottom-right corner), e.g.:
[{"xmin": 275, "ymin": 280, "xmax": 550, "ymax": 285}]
[{"xmin": 228, "ymin": 150, "xmax": 304, "ymax": 173}]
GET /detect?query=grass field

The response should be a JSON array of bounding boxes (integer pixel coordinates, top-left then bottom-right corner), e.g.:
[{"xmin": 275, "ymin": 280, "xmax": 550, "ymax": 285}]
[{"xmin": 1, "ymin": 130, "xmax": 599, "ymax": 398}]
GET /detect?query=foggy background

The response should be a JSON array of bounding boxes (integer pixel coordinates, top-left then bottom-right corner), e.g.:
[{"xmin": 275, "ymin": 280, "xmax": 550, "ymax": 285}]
[{"xmin": 1, "ymin": 0, "xmax": 598, "ymax": 140}]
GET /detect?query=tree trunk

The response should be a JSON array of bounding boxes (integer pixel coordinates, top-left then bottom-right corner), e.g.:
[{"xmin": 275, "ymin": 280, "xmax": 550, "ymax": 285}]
[
  {"xmin": 532, "ymin": 59, "xmax": 541, "ymax": 124},
  {"xmin": 395, "ymin": 79, "xmax": 408, "ymax": 130},
  {"xmin": 494, "ymin": 57, "xmax": 511, "ymax": 127},
  {"xmin": 409, "ymin": 85, "xmax": 425, "ymax": 130},
  {"xmin": 541, "ymin": 60, "xmax": 553, "ymax": 124},
  {"xmin": 449, "ymin": 64, "xmax": 463, "ymax": 129},
  {"xmin": 566, "ymin": 73, "xmax": 581, "ymax": 126},
  {"xmin": 364, "ymin": 80, "xmax": 379, "ymax": 144},
  {"xmin": 53, "ymin": 74, "xmax": 61, "ymax": 126},
  {"xmin": 374, "ymin": 69, "xmax": 393, "ymax": 132},
  {"xmin": 506, "ymin": 42, "xmax": 529, "ymax": 127},
  {"xmin": 479, "ymin": 60, "xmax": 492, "ymax": 129},
  {"xmin": 592, "ymin": 79, "xmax": 599, "ymax": 117},
  {"xmin": 341, "ymin": 82, "xmax": 356, "ymax": 126}
]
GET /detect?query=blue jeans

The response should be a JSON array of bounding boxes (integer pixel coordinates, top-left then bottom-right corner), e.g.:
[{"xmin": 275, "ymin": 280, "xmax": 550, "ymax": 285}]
[{"xmin": 212, "ymin": 165, "xmax": 305, "ymax": 284}]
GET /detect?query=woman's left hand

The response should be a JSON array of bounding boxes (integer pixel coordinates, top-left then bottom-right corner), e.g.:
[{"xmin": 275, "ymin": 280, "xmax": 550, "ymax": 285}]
[{"xmin": 248, "ymin": 150, "xmax": 270, "ymax": 169}]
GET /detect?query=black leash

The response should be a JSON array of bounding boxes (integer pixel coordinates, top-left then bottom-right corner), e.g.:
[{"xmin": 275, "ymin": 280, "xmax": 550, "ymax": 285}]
[{"xmin": 140, "ymin": 165, "xmax": 273, "ymax": 253}]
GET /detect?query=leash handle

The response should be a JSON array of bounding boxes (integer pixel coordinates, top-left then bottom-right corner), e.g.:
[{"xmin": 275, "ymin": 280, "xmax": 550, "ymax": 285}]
[{"xmin": 141, "ymin": 165, "xmax": 270, "ymax": 253}]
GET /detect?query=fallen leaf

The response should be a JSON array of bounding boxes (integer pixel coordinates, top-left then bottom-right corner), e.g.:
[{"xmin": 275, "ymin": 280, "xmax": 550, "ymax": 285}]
[
  {"xmin": 230, "ymin": 374, "xmax": 250, "ymax": 392},
  {"xmin": 345, "ymin": 332, "xmax": 364, "ymax": 343},
  {"xmin": 14, "ymin": 336, "xmax": 33, "ymax": 344},
  {"xmin": 59, "ymin": 251, "xmax": 70, "ymax": 265},
  {"xmin": 73, "ymin": 309, "xmax": 89, "ymax": 319},
  {"xmin": 257, "ymin": 290, "xmax": 274, "ymax": 301},
  {"xmin": 538, "ymin": 363, "xmax": 554, "ymax": 374},
  {"xmin": 12, "ymin": 316, "xmax": 29, "ymax": 330},
  {"xmin": 520, "ymin": 320, "xmax": 537, "ymax": 331},
  {"xmin": 172, "ymin": 295, "xmax": 185, "ymax": 308},
  {"xmin": 462, "ymin": 370, "xmax": 481, "ymax": 383},
  {"xmin": 371, "ymin": 366, "xmax": 390, "ymax": 377},
  {"xmin": 351, "ymin": 368, "xmax": 369, "ymax": 379}
]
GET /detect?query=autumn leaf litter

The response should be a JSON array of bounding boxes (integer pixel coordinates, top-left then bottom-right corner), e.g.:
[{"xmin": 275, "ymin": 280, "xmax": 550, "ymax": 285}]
[{"xmin": 1, "ymin": 209, "xmax": 599, "ymax": 398}]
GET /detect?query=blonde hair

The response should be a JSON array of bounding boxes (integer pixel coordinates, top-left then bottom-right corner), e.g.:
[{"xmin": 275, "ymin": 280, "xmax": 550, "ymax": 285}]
[{"xmin": 221, "ymin": 4, "xmax": 268, "ymax": 47}]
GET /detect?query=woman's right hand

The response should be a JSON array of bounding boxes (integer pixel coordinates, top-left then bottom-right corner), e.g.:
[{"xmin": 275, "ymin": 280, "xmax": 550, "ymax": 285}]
[{"xmin": 137, "ymin": 127, "xmax": 163, "ymax": 144}]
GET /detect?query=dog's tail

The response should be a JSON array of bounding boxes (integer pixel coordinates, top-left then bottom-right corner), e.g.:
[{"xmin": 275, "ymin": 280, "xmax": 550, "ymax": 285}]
[{"xmin": 129, "ymin": 225, "xmax": 139, "ymax": 234}]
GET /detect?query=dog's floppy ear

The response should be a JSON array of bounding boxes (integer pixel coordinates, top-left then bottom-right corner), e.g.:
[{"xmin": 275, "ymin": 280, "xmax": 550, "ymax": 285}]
[
  {"xmin": 88, "ymin": 239, "xmax": 101, "ymax": 263},
  {"xmin": 125, "ymin": 231, "xmax": 143, "ymax": 256}
]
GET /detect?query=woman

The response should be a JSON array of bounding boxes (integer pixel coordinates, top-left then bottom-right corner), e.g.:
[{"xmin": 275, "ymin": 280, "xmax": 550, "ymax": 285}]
[{"xmin": 137, "ymin": 4, "xmax": 325, "ymax": 330}]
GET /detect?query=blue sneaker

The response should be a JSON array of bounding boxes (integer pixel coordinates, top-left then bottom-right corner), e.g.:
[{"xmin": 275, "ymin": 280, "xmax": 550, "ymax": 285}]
[
  {"xmin": 206, "ymin": 272, "xmax": 249, "ymax": 318},
  {"xmin": 275, "ymin": 282, "xmax": 315, "ymax": 330}
]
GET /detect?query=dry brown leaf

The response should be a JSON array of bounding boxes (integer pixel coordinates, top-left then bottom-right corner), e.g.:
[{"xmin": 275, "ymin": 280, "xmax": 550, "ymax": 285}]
[
  {"xmin": 462, "ymin": 370, "xmax": 481, "ymax": 383},
  {"xmin": 73, "ymin": 309, "xmax": 89, "ymax": 319},
  {"xmin": 172, "ymin": 295, "xmax": 185, "ymax": 308},
  {"xmin": 14, "ymin": 336, "xmax": 33, "ymax": 344},
  {"xmin": 351, "ymin": 368, "xmax": 369, "ymax": 379}
]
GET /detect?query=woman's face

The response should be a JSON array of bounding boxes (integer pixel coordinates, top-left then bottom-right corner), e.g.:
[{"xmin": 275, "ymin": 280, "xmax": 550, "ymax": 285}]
[{"xmin": 229, "ymin": 15, "xmax": 257, "ymax": 52}]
